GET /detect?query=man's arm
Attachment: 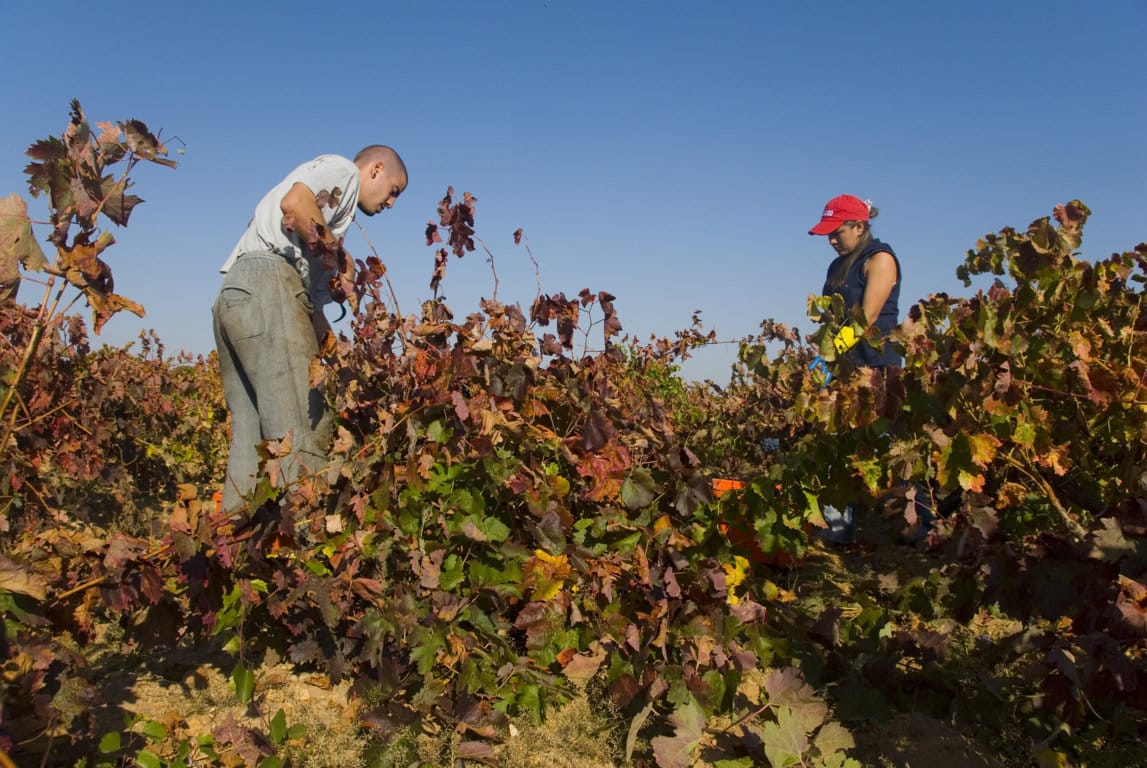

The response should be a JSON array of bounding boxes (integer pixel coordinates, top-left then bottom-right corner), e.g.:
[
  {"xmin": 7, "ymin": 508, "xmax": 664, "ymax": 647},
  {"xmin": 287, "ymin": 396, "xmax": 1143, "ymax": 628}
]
[
  {"xmin": 281, "ymin": 182, "xmax": 338, "ymax": 344},
  {"xmin": 281, "ymin": 182, "xmax": 340, "ymax": 269}
]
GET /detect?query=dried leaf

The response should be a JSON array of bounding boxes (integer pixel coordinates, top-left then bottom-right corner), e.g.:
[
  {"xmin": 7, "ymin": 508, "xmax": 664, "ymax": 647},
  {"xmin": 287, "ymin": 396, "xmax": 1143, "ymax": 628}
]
[
  {"xmin": 0, "ymin": 193, "xmax": 48, "ymax": 281},
  {"xmin": 0, "ymin": 555, "xmax": 47, "ymax": 600}
]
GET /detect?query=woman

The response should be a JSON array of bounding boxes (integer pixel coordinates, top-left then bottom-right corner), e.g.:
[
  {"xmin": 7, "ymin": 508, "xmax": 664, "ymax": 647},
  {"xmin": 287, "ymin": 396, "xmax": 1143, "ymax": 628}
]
[
  {"xmin": 807, "ymin": 194, "xmax": 930, "ymax": 544},
  {"xmin": 808, "ymin": 194, "xmax": 900, "ymax": 368}
]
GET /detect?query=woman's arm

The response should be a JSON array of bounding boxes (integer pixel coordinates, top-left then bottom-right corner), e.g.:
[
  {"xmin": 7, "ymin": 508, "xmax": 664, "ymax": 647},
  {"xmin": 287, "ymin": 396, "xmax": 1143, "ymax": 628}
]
[{"xmin": 861, "ymin": 251, "xmax": 898, "ymax": 325}]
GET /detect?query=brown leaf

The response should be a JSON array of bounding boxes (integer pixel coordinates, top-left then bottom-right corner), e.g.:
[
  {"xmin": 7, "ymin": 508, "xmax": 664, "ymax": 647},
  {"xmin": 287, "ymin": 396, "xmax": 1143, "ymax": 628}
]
[
  {"xmin": 139, "ymin": 564, "xmax": 164, "ymax": 605},
  {"xmin": 98, "ymin": 177, "xmax": 143, "ymax": 227},
  {"xmin": 451, "ymin": 390, "xmax": 471, "ymax": 422},
  {"xmin": 104, "ymin": 533, "xmax": 145, "ymax": 570},
  {"xmin": 87, "ymin": 289, "xmax": 145, "ymax": 335},
  {"xmin": 664, "ymin": 566, "xmax": 681, "ymax": 598},
  {"xmin": 309, "ymin": 354, "xmax": 326, "ymax": 389},
  {"xmin": 650, "ymin": 700, "xmax": 704, "ymax": 768},
  {"xmin": 121, "ymin": 118, "xmax": 174, "ymax": 166},
  {"xmin": 456, "ymin": 741, "xmax": 496, "ymax": 764},
  {"xmin": 0, "ymin": 555, "xmax": 48, "ymax": 600},
  {"xmin": 560, "ymin": 644, "xmax": 608, "ymax": 689},
  {"xmin": 580, "ymin": 410, "xmax": 615, "ymax": 452}
]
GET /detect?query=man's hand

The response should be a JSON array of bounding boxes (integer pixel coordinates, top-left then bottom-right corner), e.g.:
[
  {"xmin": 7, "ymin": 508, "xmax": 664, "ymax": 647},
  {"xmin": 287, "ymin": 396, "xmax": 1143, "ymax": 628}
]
[{"xmin": 311, "ymin": 309, "xmax": 333, "ymax": 346}]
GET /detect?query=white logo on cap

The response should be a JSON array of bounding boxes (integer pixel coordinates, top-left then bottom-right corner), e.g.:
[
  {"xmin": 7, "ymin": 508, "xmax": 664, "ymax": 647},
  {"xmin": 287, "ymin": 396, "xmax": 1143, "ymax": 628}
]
[{"xmin": 823, "ymin": 209, "xmax": 833, "ymax": 217}]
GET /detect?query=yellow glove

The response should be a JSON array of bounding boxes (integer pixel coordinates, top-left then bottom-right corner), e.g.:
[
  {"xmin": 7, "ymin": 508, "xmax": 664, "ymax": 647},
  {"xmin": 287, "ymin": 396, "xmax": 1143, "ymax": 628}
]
[{"xmin": 832, "ymin": 325, "xmax": 859, "ymax": 354}]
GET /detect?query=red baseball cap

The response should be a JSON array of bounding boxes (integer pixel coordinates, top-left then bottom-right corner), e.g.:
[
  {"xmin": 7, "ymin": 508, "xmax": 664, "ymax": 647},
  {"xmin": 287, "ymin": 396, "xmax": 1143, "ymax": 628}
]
[{"xmin": 808, "ymin": 194, "xmax": 870, "ymax": 235}]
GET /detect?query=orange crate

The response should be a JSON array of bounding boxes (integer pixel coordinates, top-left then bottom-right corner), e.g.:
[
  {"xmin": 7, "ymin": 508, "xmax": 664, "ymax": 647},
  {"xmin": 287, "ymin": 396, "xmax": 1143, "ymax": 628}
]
[
  {"xmin": 712, "ymin": 478, "xmax": 803, "ymax": 568},
  {"xmin": 711, "ymin": 478, "xmax": 746, "ymax": 497}
]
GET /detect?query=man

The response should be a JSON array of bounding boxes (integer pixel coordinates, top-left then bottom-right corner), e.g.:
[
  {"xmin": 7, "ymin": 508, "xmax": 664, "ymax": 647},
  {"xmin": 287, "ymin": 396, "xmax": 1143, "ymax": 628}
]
[{"xmin": 212, "ymin": 146, "xmax": 407, "ymax": 511}]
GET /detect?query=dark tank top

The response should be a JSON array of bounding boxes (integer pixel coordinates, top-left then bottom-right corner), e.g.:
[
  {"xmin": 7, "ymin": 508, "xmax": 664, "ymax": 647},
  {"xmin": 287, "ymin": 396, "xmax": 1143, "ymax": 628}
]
[{"xmin": 822, "ymin": 238, "xmax": 901, "ymax": 368}]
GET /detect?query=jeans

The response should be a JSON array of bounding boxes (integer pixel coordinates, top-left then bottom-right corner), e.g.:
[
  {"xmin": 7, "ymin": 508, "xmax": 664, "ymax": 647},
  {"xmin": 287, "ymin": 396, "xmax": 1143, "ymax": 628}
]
[
  {"xmin": 819, "ymin": 484, "xmax": 935, "ymax": 546},
  {"xmin": 819, "ymin": 503, "xmax": 856, "ymax": 544},
  {"xmin": 212, "ymin": 251, "xmax": 332, "ymax": 512}
]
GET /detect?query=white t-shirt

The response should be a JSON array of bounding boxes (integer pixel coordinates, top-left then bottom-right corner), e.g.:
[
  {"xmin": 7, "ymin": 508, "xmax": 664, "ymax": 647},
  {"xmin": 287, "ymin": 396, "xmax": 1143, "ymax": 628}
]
[{"xmin": 220, "ymin": 154, "xmax": 361, "ymax": 306}]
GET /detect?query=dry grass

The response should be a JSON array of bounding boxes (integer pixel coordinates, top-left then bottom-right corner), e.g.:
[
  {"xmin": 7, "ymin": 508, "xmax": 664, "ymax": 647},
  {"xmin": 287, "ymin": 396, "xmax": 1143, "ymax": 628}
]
[
  {"xmin": 366, "ymin": 695, "xmax": 622, "ymax": 768},
  {"xmin": 497, "ymin": 696, "xmax": 621, "ymax": 768},
  {"xmin": 89, "ymin": 652, "xmax": 365, "ymax": 768}
]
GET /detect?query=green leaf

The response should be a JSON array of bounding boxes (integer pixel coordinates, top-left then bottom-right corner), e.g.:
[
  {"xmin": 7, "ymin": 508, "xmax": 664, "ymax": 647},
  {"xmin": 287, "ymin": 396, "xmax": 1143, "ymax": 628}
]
[
  {"xmin": 1013, "ymin": 420, "xmax": 1037, "ymax": 448},
  {"xmin": 269, "ymin": 708, "xmax": 287, "ymax": 744},
  {"xmin": 427, "ymin": 419, "xmax": 451, "ymax": 443},
  {"xmin": 286, "ymin": 724, "xmax": 308, "ymax": 740},
  {"xmin": 449, "ymin": 487, "xmax": 482, "ymax": 515},
  {"xmin": 517, "ymin": 684, "xmax": 542, "ymax": 719},
  {"xmin": 98, "ymin": 731, "xmax": 122, "ymax": 753},
  {"xmin": 478, "ymin": 514, "xmax": 510, "ymax": 542},
  {"xmin": 231, "ymin": 660, "xmax": 255, "ymax": 705},
  {"xmin": 141, "ymin": 719, "xmax": 166, "ymax": 742},
  {"xmin": 762, "ymin": 707, "xmax": 810, "ymax": 768},
  {"xmin": 135, "ymin": 750, "xmax": 161, "ymax": 768},
  {"xmin": 250, "ymin": 477, "xmax": 277, "ymax": 508},
  {"xmin": 440, "ymin": 553, "xmax": 465, "ymax": 590},
  {"xmin": 257, "ymin": 758, "xmax": 283, "ymax": 768},
  {"xmin": 456, "ymin": 514, "xmax": 510, "ymax": 543},
  {"xmin": 195, "ymin": 733, "xmax": 220, "ymax": 762},
  {"xmin": 396, "ymin": 508, "xmax": 421, "ymax": 537},
  {"xmin": 621, "ymin": 467, "xmax": 656, "ymax": 510},
  {"xmin": 614, "ymin": 531, "xmax": 643, "ymax": 554},
  {"xmin": 410, "ymin": 629, "xmax": 445, "ymax": 675},
  {"xmin": 813, "ymin": 721, "xmax": 856, "ymax": 758},
  {"xmin": 854, "ymin": 457, "xmax": 884, "ymax": 493}
]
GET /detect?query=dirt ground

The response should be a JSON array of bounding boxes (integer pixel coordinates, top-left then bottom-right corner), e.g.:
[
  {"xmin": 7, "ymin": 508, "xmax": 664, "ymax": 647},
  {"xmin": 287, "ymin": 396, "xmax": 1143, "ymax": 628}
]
[{"xmin": 849, "ymin": 711, "xmax": 999, "ymax": 767}]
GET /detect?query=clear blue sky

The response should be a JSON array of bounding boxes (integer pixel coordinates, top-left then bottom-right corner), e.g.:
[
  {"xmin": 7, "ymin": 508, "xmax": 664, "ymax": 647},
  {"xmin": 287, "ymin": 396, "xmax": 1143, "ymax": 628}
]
[{"xmin": 2, "ymin": 1, "xmax": 1143, "ymax": 382}]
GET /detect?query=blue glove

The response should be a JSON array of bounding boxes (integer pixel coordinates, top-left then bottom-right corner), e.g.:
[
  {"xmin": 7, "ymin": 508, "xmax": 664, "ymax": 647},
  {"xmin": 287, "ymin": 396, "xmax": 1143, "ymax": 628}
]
[{"xmin": 808, "ymin": 356, "xmax": 832, "ymax": 386}]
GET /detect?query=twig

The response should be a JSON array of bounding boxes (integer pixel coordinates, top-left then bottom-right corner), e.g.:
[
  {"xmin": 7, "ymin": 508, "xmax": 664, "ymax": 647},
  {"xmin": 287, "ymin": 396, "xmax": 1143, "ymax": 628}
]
[
  {"xmin": 581, "ymin": 305, "xmax": 598, "ymax": 358},
  {"xmin": 475, "ymin": 236, "xmax": 499, "ymax": 302},
  {"xmin": 716, "ymin": 701, "xmax": 775, "ymax": 734},
  {"xmin": 515, "ymin": 230, "xmax": 544, "ymax": 308},
  {"xmin": 1002, "ymin": 454, "xmax": 1087, "ymax": 540},
  {"xmin": 49, "ymin": 460, "xmax": 342, "ymax": 604},
  {"xmin": 353, "ymin": 220, "xmax": 401, "ymax": 318},
  {"xmin": 37, "ymin": 731, "xmax": 54, "ymax": 768},
  {"xmin": 0, "ymin": 280, "xmax": 67, "ymax": 453}
]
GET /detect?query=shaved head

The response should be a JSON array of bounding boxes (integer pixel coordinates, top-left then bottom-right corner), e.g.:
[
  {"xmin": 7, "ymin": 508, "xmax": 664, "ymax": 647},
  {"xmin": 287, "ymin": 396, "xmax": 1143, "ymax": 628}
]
[
  {"xmin": 354, "ymin": 145, "xmax": 408, "ymax": 216},
  {"xmin": 354, "ymin": 145, "xmax": 406, "ymax": 181}
]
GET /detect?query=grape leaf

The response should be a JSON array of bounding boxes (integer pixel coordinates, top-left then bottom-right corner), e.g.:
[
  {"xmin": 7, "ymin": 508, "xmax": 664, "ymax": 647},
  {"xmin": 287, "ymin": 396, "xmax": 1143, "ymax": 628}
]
[{"xmin": 650, "ymin": 699, "xmax": 705, "ymax": 768}]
